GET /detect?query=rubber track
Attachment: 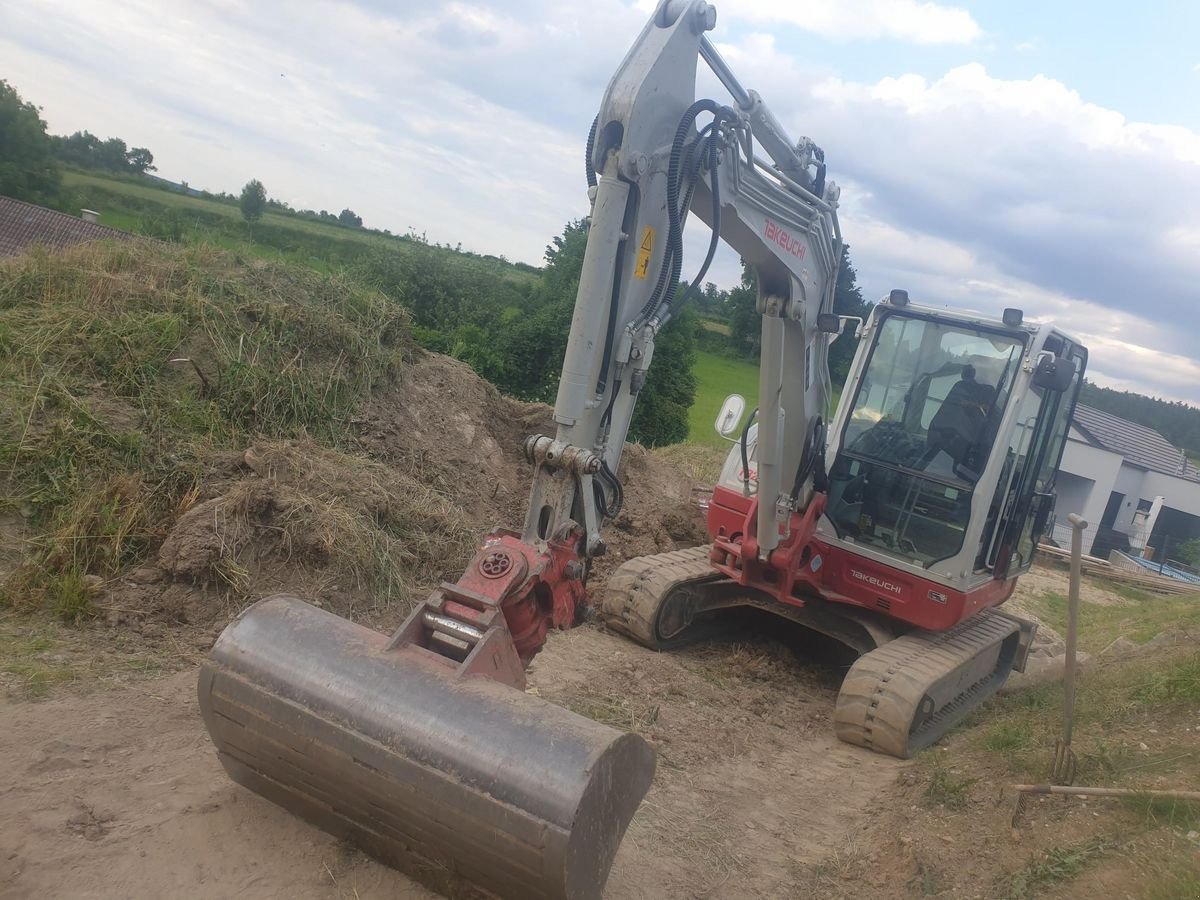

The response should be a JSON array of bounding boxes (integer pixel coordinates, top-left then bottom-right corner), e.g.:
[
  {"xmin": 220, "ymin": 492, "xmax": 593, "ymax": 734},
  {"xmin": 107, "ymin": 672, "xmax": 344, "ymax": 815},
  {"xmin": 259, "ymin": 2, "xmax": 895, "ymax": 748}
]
[
  {"xmin": 603, "ymin": 547, "xmax": 1020, "ymax": 760},
  {"xmin": 833, "ymin": 610, "xmax": 1020, "ymax": 759},
  {"xmin": 600, "ymin": 546, "xmax": 720, "ymax": 648}
]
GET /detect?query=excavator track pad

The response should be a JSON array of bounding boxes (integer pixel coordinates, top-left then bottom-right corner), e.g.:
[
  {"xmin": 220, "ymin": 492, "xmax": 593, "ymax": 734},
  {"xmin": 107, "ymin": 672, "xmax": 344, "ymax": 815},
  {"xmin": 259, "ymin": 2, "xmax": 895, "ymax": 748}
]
[
  {"xmin": 601, "ymin": 546, "xmax": 723, "ymax": 648},
  {"xmin": 833, "ymin": 609, "xmax": 1022, "ymax": 758}
]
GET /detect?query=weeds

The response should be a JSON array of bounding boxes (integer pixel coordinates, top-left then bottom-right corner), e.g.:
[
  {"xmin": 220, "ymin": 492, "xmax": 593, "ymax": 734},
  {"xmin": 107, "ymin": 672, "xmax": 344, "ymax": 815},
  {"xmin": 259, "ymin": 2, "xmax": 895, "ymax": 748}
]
[
  {"xmin": 999, "ymin": 835, "xmax": 1117, "ymax": 899},
  {"xmin": 1121, "ymin": 793, "xmax": 1200, "ymax": 831},
  {"xmin": 922, "ymin": 763, "xmax": 977, "ymax": 810},
  {"xmin": 1028, "ymin": 588, "xmax": 1200, "ymax": 652},
  {"xmin": 983, "ymin": 721, "xmax": 1032, "ymax": 754},
  {"xmin": 1146, "ymin": 863, "xmax": 1200, "ymax": 900}
]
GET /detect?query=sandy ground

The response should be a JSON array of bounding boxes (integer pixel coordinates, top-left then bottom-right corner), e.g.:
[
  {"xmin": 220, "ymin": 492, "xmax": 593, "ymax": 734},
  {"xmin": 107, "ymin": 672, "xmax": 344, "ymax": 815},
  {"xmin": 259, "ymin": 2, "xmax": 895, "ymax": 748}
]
[{"xmin": 0, "ymin": 621, "xmax": 904, "ymax": 900}]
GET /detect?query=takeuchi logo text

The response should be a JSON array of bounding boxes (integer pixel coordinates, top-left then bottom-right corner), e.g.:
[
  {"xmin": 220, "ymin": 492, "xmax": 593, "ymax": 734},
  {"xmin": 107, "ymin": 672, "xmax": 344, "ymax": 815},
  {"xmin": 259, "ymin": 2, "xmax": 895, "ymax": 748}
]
[
  {"xmin": 764, "ymin": 218, "xmax": 806, "ymax": 259},
  {"xmin": 849, "ymin": 568, "xmax": 902, "ymax": 595}
]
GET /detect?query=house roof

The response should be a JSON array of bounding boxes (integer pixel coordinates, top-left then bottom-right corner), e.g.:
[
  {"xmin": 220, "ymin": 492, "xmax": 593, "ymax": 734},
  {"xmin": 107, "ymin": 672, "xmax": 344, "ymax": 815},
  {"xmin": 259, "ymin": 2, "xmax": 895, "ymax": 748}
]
[
  {"xmin": 1072, "ymin": 403, "xmax": 1197, "ymax": 480},
  {"xmin": 0, "ymin": 195, "xmax": 133, "ymax": 258}
]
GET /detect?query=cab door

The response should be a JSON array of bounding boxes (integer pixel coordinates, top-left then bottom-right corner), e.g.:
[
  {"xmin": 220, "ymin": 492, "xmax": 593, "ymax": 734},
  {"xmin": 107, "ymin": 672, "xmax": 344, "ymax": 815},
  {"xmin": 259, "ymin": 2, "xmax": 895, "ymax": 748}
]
[{"xmin": 989, "ymin": 343, "xmax": 1087, "ymax": 579}]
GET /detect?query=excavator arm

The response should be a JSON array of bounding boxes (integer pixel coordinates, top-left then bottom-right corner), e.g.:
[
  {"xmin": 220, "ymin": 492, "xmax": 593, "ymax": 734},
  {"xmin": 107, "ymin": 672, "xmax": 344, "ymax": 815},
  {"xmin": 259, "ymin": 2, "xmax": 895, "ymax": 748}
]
[
  {"xmin": 197, "ymin": 4, "xmax": 842, "ymax": 898},
  {"xmin": 532, "ymin": 0, "xmax": 843, "ymax": 571}
]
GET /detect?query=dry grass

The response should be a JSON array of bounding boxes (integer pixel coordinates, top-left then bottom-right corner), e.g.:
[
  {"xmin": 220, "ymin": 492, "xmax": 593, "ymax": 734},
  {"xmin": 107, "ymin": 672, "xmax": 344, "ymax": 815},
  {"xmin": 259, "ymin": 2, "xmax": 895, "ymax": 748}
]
[
  {"xmin": 650, "ymin": 442, "xmax": 728, "ymax": 485},
  {"xmin": 161, "ymin": 441, "xmax": 477, "ymax": 614},
  {"xmin": 0, "ymin": 242, "xmax": 413, "ymax": 620}
]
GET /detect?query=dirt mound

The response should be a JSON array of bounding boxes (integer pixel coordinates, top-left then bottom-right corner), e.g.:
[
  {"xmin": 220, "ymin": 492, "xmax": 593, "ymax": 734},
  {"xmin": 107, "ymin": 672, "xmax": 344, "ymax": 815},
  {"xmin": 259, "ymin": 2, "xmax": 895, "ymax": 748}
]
[
  {"xmin": 87, "ymin": 352, "xmax": 704, "ymax": 635},
  {"xmin": 353, "ymin": 353, "xmax": 706, "ymax": 565}
]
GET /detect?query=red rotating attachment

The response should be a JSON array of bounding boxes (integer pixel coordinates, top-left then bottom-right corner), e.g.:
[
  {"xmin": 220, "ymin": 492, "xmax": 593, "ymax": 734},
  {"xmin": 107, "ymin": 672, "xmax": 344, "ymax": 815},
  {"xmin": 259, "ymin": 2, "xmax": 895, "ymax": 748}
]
[{"xmin": 478, "ymin": 550, "xmax": 514, "ymax": 579}]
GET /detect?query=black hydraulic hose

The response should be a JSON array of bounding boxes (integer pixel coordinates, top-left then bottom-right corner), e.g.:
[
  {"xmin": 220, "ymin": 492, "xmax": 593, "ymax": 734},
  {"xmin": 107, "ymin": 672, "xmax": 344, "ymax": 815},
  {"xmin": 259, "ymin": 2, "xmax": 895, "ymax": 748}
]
[
  {"xmin": 635, "ymin": 99, "xmax": 725, "ymax": 326},
  {"xmin": 599, "ymin": 378, "xmax": 622, "ymax": 433},
  {"xmin": 741, "ymin": 407, "xmax": 759, "ymax": 493},
  {"xmin": 592, "ymin": 459, "xmax": 625, "ymax": 520},
  {"xmin": 596, "ymin": 227, "xmax": 627, "ymax": 394},
  {"xmin": 791, "ymin": 417, "xmax": 827, "ymax": 500},
  {"xmin": 585, "ymin": 115, "xmax": 598, "ymax": 189},
  {"xmin": 666, "ymin": 127, "xmax": 723, "ymax": 318}
]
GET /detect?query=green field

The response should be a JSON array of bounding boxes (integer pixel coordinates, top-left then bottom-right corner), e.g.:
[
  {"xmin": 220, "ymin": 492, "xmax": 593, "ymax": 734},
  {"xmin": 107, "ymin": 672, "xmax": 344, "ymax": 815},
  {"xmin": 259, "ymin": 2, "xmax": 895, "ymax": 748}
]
[
  {"xmin": 62, "ymin": 170, "xmax": 832, "ymax": 453},
  {"xmin": 57, "ymin": 170, "xmax": 538, "ymax": 287},
  {"xmin": 687, "ymin": 350, "xmax": 760, "ymax": 447},
  {"xmin": 685, "ymin": 349, "xmax": 845, "ymax": 447}
]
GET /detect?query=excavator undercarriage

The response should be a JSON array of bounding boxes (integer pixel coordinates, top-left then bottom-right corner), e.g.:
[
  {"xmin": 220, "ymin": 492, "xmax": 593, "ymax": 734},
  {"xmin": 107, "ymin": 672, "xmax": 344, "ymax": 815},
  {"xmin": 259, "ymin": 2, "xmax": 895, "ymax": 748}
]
[{"xmin": 601, "ymin": 544, "xmax": 1037, "ymax": 760}]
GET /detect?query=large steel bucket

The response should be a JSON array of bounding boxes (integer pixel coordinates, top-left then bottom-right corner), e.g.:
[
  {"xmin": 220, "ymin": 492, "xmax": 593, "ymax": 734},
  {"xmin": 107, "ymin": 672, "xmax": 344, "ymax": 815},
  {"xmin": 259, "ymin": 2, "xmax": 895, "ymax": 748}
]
[{"xmin": 198, "ymin": 596, "xmax": 655, "ymax": 900}]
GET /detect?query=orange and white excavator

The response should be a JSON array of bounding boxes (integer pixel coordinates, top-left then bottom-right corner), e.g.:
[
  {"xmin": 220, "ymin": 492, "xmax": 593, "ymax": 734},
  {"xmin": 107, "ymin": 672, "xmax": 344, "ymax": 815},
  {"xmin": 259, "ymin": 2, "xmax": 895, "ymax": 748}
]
[{"xmin": 198, "ymin": 3, "xmax": 1087, "ymax": 898}]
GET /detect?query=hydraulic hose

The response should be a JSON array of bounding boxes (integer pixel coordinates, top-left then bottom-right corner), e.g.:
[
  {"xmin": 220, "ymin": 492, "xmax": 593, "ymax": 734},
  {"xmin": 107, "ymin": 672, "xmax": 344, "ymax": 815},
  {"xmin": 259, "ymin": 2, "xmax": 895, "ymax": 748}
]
[
  {"xmin": 741, "ymin": 407, "xmax": 759, "ymax": 494},
  {"xmin": 585, "ymin": 115, "xmax": 598, "ymax": 189}
]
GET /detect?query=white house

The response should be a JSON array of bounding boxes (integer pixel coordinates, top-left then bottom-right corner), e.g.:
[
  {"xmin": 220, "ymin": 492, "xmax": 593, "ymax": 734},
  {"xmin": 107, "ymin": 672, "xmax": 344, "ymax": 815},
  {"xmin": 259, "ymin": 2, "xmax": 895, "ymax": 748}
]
[{"xmin": 1053, "ymin": 404, "xmax": 1200, "ymax": 561}]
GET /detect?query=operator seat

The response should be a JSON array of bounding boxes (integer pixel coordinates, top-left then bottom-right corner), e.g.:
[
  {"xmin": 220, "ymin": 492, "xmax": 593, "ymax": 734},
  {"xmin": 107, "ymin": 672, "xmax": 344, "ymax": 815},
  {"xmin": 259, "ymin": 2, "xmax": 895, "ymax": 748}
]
[{"xmin": 925, "ymin": 366, "xmax": 995, "ymax": 472}]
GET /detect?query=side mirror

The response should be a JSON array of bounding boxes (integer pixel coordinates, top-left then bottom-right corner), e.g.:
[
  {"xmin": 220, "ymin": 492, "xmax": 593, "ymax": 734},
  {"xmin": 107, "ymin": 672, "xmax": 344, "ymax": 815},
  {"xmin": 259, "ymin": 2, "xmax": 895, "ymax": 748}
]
[
  {"xmin": 817, "ymin": 313, "xmax": 842, "ymax": 334},
  {"xmin": 1032, "ymin": 354, "xmax": 1076, "ymax": 392},
  {"xmin": 714, "ymin": 393, "xmax": 746, "ymax": 438}
]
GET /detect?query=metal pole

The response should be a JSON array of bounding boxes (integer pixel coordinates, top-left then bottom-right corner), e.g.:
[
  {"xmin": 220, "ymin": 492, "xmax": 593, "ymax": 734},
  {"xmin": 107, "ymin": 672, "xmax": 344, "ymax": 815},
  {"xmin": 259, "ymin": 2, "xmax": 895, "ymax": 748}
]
[
  {"xmin": 699, "ymin": 36, "xmax": 752, "ymax": 108},
  {"xmin": 1064, "ymin": 513, "xmax": 1087, "ymax": 747}
]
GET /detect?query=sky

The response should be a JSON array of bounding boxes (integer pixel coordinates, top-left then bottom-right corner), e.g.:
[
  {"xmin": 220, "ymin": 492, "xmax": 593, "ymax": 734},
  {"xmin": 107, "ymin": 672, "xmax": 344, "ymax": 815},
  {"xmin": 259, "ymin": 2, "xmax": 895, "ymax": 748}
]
[{"xmin": 2, "ymin": 0, "xmax": 1198, "ymax": 403}]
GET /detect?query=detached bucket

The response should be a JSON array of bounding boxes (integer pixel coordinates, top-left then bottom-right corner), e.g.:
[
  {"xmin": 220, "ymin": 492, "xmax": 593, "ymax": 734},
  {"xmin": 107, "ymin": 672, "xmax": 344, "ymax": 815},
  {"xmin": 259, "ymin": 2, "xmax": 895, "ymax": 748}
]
[{"xmin": 198, "ymin": 596, "xmax": 655, "ymax": 900}]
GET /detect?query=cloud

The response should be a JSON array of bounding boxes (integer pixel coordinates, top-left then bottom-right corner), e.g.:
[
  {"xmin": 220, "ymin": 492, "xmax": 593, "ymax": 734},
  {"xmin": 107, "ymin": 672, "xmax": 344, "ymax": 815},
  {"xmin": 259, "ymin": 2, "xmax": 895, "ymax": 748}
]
[
  {"xmin": 732, "ymin": 0, "xmax": 981, "ymax": 44},
  {"xmin": 712, "ymin": 35, "xmax": 1200, "ymax": 401},
  {"xmin": 0, "ymin": 0, "xmax": 635, "ymax": 262}
]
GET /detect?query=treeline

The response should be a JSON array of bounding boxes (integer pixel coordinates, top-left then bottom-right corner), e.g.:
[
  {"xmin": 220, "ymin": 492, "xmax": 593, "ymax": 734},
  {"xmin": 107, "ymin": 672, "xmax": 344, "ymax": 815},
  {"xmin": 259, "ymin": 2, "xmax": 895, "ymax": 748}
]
[
  {"xmin": 688, "ymin": 244, "xmax": 872, "ymax": 390},
  {"xmin": 50, "ymin": 131, "xmax": 155, "ymax": 177},
  {"xmin": 1079, "ymin": 382, "xmax": 1200, "ymax": 453},
  {"xmin": 353, "ymin": 219, "xmax": 697, "ymax": 445}
]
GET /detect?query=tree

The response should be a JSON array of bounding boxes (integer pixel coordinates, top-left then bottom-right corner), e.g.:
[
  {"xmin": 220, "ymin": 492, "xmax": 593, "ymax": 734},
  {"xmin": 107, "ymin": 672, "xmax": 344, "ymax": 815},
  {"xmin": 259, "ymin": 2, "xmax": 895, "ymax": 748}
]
[
  {"xmin": 0, "ymin": 80, "xmax": 60, "ymax": 203},
  {"xmin": 239, "ymin": 179, "xmax": 267, "ymax": 222},
  {"xmin": 126, "ymin": 147, "xmax": 156, "ymax": 174},
  {"xmin": 338, "ymin": 208, "xmax": 363, "ymax": 227},
  {"xmin": 629, "ymin": 306, "xmax": 697, "ymax": 446},
  {"xmin": 96, "ymin": 137, "xmax": 129, "ymax": 172},
  {"xmin": 493, "ymin": 219, "xmax": 697, "ymax": 445},
  {"xmin": 828, "ymin": 244, "xmax": 871, "ymax": 387},
  {"xmin": 727, "ymin": 263, "xmax": 761, "ymax": 357}
]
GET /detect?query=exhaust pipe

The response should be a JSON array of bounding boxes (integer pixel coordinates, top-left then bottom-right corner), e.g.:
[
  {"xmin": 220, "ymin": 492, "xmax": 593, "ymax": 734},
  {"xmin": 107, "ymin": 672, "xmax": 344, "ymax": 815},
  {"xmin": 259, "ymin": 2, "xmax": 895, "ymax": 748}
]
[{"xmin": 199, "ymin": 595, "xmax": 655, "ymax": 900}]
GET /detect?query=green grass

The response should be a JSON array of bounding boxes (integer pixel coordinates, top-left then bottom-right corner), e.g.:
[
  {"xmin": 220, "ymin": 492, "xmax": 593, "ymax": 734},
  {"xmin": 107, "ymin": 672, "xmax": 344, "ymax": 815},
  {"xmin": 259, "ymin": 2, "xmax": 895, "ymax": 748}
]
[
  {"xmin": 922, "ymin": 763, "xmax": 977, "ymax": 810},
  {"xmin": 970, "ymin": 650, "xmax": 1200, "ymax": 780},
  {"xmin": 685, "ymin": 349, "xmax": 844, "ymax": 448},
  {"xmin": 57, "ymin": 170, "xmax": 538, "ymax": 289},
  {"xmin": 1025, "ymin": 588, "xmax": 1200, "ymax": 653},
  {"xmin": 687, "ymin": 350, "xmax": 761, "ymax": 446}
]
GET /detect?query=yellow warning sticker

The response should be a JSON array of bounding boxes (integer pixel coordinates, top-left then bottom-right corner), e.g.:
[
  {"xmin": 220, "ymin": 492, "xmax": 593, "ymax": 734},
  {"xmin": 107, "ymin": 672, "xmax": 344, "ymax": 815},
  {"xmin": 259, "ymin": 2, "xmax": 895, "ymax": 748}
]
[{"xmin": 634, "ymin": 226, "xmax": 655, "ymax": 279}]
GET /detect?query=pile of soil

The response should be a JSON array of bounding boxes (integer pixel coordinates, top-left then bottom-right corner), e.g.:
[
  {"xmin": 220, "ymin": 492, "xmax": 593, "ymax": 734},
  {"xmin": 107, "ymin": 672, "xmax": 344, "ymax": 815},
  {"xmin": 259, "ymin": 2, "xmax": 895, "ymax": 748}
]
[{"xmin": 95, "ymin": 351, "xmax": 706, "ymax": 636}]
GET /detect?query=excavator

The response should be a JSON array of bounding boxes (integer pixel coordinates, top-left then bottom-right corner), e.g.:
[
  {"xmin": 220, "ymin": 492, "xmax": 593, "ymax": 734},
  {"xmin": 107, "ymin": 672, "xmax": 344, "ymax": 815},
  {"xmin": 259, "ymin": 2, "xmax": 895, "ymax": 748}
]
[{"xmin": 198, "ymin": 2, "xmax": 1087, "ymax": 898}]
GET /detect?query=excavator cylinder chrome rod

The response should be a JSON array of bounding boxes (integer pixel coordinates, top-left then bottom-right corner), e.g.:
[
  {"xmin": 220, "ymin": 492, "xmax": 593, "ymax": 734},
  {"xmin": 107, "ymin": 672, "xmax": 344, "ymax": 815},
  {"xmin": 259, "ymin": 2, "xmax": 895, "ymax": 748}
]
[{"xmin": 199, "ymin": 596, "xmax": 655, "ymax": 900}]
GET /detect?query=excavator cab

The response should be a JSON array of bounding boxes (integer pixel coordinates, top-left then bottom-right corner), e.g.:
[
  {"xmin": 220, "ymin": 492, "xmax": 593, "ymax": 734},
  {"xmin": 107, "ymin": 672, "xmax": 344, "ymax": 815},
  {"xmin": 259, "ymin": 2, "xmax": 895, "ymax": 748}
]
[{"xmin": 824, "ymin": 294, "xmax": 1086, "ymax": 588}]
